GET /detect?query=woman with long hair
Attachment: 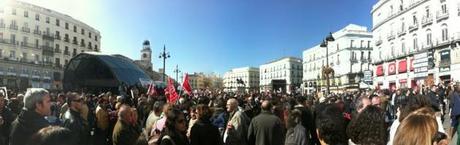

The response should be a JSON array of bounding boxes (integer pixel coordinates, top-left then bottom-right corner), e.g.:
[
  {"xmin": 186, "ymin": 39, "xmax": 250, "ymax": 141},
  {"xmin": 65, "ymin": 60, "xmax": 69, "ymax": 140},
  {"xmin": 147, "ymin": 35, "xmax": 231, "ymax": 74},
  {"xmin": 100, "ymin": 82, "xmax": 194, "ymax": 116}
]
[
  {"xmin": 393, "ymin": 107, "xmax": 448, "ymax": 145},
  {"xmin": 190, "ymin": 104, "xmax": 222, "ymax": 145},
  {"xmin": 159, "ymin": 108, "xmax": 189, "ymax": 145}
]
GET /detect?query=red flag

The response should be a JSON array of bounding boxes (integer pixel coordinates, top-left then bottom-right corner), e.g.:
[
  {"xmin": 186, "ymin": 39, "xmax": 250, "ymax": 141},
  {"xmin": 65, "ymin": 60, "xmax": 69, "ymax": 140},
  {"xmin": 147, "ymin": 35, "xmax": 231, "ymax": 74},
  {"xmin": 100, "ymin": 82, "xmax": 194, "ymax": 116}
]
[
  {"xmin": 166, "ymin": 78, "xmax": 179, "ymax": 103},
  {"xmin": 147, "ymin": 83, "xmax": 156, "ymax": 96},
  {"xmin": 182, "ymin": 73, "xmax": 192, "ymax": 95}
]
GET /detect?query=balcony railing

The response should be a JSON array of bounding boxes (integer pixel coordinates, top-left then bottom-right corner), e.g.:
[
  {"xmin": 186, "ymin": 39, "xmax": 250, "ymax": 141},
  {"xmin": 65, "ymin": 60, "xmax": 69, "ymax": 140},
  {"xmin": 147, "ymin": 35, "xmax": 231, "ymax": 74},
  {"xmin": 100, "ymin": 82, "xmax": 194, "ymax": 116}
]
[
  {"xmin": 387, "ymin": 33, "xmax": 396, "ymax": 41},
  {"xmin": 33, "ymin": 29, "xmax": 42, "ymax": 35},
  {"xmin": 436, "ymin": 9, "xmax": 449, "ymax": 21},
  {"xmin": 54, "ymin": 48, "xmax": 62, "ymax": 53},
  {"xmin": 41, "ymin": 45, "xmax": 55, "ymax": 56},
  {"xmin": 397, "ymin": 29, "xmax": 406, "ymax": 37},
  {"xmin": 421, "ymin": 15, "xmax": 433, "ymax": 27},
  {"xmin": 9, "ymin": 25, "xmax": 18, "ymax": 30},
  {"xmin": 80, "ymin": 42, "xmax": 86, "ymax": 47},
  {"xmin": 42, "ymin": 33, "xmax": 55, "ymax": 40},
  {"xmin": 21, "ymin": 27, "xmax": 30, "ymax": 33},
  {"xmin": 72, "ymin": 40, "xmax": 78, "ymax": 45},
  {"xmin": 64, "ymin": 37, "xmax": 70, "ymax": 42},
  {"xmin": 408, "ymin": 23, "xmax": 419, "ymax": 32},
  {"xmin": 64, "ymin": 50, "xmax": 70, "ymax": 55},
  {"xmin": 376, "ymin": 40, "xmax": 383, "ymax": 46}
]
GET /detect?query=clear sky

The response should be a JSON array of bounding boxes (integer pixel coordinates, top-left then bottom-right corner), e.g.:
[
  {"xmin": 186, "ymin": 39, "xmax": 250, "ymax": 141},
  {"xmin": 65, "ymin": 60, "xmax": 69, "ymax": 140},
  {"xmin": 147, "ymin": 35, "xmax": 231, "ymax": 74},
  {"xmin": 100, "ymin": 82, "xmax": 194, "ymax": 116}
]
[{"xmin": 18, "ymin": 0, "xmax": 376, "ymax": 77}]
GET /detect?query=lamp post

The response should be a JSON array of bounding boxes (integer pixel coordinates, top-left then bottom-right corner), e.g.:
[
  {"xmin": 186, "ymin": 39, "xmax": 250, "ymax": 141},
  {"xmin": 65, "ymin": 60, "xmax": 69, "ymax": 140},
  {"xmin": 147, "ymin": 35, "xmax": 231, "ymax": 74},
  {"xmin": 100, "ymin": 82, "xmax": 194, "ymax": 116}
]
[
  {"xmin": 320, "ymin": 32, "xmax": 335, "ymax": 95},
  {"xmin": 159, "ymin": 45, "xmax": 170, "ymax": 83},
  {"xmin": 173, "ymin": 64, "xmax": 181, "ymax": 84}
]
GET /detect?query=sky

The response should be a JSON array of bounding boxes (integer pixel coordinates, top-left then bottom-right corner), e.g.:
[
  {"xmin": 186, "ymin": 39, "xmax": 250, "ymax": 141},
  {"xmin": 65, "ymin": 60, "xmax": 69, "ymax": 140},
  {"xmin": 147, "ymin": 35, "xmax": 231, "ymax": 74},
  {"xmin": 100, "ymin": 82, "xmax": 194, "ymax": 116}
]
[{"xmin": 17, "ymin": 0, "xmax": 376, "ymax": 77}]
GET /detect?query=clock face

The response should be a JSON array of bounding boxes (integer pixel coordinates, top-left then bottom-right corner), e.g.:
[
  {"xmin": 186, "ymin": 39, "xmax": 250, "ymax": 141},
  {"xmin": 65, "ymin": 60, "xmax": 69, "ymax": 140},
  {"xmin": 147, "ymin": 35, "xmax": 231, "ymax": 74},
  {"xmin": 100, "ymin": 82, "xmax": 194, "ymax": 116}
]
[{"xmin": 143, "ymin": 53, "xmax": 147, "ymax": 58}]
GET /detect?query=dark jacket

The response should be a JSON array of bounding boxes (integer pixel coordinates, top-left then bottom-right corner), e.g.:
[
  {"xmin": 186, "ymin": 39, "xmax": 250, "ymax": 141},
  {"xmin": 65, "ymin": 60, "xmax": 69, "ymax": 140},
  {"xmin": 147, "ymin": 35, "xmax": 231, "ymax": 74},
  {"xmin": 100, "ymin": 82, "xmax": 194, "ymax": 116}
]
[
  {"xmin": 294, "ymin": 105, "xmax": 318, "ymax": 145},
  {"xmin": 62, "ymin": 109, "xmax": 90, "ymax": 145},
  {"xmin": 190, "ymin": 119, "xmax": 223, "ymax": 145},
  {"xmin": 0, "ymin": 107, "xmax": 14, "ymax": 144},
  {"xmin": 112, "ymin": 119, "xmax": 141, "ymax": 145},
  {"xmin": 9, "ymin": 109, "xmax": 50, "ymax": 145},
  {"xmin": 247, "ymin": 111, "xmax": 283, "ymax": 145}
]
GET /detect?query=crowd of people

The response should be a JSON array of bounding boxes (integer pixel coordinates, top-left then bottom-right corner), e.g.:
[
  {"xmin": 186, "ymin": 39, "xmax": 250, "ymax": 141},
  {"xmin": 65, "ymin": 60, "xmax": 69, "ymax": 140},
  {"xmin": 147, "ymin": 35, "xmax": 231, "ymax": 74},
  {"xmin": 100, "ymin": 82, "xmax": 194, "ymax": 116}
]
[{"xmin": 0, "ymin": 82, "xmax": 459, "ymax": 145}]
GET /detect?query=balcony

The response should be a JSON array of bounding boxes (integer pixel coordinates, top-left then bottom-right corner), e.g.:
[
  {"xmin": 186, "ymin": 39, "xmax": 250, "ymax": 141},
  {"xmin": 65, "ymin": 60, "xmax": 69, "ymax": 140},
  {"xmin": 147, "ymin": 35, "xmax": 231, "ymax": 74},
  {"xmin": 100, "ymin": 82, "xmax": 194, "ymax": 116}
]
[
  {"xmin": 421, "ymin": 15, "xmax": 433, "ymax": 27},
  {"xmin": 64, "ymin": 37, "xmax": 70, "ymax": 42},
  {"xmin": 397, "ymin": 29, "xmax": 406, "ymax": 37},
  {"xmin": 54, "ymin": 48, "xmax": 62, "ymax": 53},
  {"xmin": 72, "ymin": 40, "xmax": 78, "ymax": 45},
  {"xmin": 42, "ymin": 33, "xmax": 55, "ymax": 40},
  {"xmin": 64, "ymin": 50, "xmax": 70, "ymax": 55},
  {"xmin": 21, "ymin": 27, "xmax": 30, "ymax": 33},
  {"xmin": 9, "ymin": 25, "xmax": 18, "ymax": 30},
  {"xmin": 387, "ymin": 33, "xmax": 396, "ymax": 41},
  {"xmin": 80, "ymin": 42, "xmax": 86, "ymax": 47},
  {"xmin": 41, "ymin": 46, "xmax": 55, "ymax": 56},
  {"xmin": 376, "ymin": 40, "xmax": 383, "ymax": 46},
  {"xmin": 55, "ymin": 35, "xmax": 61, "ymax": 40},
  {"xmin": 436, "ymin": 9, "xmax": 449, "ymax": 21},
  {"xmin": 408, "ymin": 23, "xmax": 419, "ymax": 32},
  {"xmin": 33, "ymin": 29, "xmax": 42, "ymax": 35}
]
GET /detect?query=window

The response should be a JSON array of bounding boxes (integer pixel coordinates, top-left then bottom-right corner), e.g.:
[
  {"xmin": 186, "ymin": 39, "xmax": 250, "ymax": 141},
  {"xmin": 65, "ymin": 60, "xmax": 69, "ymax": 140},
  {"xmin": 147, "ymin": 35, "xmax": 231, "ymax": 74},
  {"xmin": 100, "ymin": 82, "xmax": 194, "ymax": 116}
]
[
  {"xmin": 441, "ymin": 25, "xmax": 448, "ymax": 42},
  {"xmin": 89, "ymin": 32, "xmax": 92, "ymax": 38},
  {"xmin": 65, "ymin": 23, "xmax": 69, "ymax": 29},
  {"xmin": 368, "ymin": 51, "xmax": 371, "ymax": 60},
  {"xmin": 367, "ymin": 41, "xmax": 371, "ymax": 48},
  {"xmin": 426, "ymin": 30, "xmax": 432, "ymax": 46},
  {"xmin": 23, "ymin": 36, "xmax": 28, "ymax": 45},
  {"xmin": 412, "ymin": 13, "xmax": 417, "ymax": 25},
  {"xmin": 22, "ymin": 53, "xmax": 27, "ymax": 60},
  {"xmin": 12, "ymin": 8, "xmax": 16, "ymax": 15},
  {"xmin": 11, "ymin": 34, "xmax": 16, "ymax": 44},
  {"xmin": 402, "ymin": 41, "xmax": 406, "ymax": 54},
  {"xmin": 337, "ymin": 54, "xmax": 340, "ymax": 65},
  {"xmin": 56, "ymin": 19, "xmax": 60, "ymax": 26},
  {"xmin": 55, "ymin": 44, "xmax": 60, "ymax": 50},
  {"xmin": 24, "ymin": 11, "xmax": 28, "ymax": 17},
  {"xmin": 350, "ymin": 40, "xmax": 354, "ymax": 48},
  {"xmin": 360, "ymin": 40, "xmax": 364, "ymax": 48},
  {"xmin": 95, "ymin": 36, "xmax": 98, "ymax": 41},
  {"xmin": 0, "ymin": 49, "xmax": 2, "ymax": 57},
  {"xmin": 35, "ymin": 39, "xmax": 39, "ymax": 48},
  {"xmin": 81, "ymin": 29, "xmax": 85, "ymax": 35},
  {"xmin": 35, "ymin": 14, "xmax": 40, "ymax": 21},
  {"xmin": 73, "ymin": 26, "xmax": 77, "ymax": 32},
  {"xmin": 46, "ymin": 17, "xmax": 50, "ymax": 23},
  {"xmin": 413, "ymin": 35, "xmax": 418, "ymax": 50}
]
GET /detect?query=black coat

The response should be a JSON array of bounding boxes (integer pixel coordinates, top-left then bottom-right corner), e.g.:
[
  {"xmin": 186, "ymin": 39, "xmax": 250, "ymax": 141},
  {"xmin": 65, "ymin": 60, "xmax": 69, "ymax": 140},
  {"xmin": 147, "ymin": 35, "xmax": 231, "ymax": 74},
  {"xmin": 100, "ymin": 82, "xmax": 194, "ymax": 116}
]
[
  {"xmin": 9, "ymin": 109, "xmax": 50, "ymax": 145},
  {"xmin": 190, "ymin": 119, "xmax": 223, "ymax": 145},
  {"xmin": 112, "ymin": 119, "xmax": 141, "ymax": 145},
  {"xmin": 294, "ymin": 105, "xmax": 318, "ymax": 145},
  {"xmin": 247, "ymin": 111, "xmax": 283, "ymax": 145},
  {"xmin": 62, "ymin": 109, "xmax": 90, "ymax": 145},
  {"xmin": 0, "ymin": 107, "xmax": 14, "ymax": 145}
]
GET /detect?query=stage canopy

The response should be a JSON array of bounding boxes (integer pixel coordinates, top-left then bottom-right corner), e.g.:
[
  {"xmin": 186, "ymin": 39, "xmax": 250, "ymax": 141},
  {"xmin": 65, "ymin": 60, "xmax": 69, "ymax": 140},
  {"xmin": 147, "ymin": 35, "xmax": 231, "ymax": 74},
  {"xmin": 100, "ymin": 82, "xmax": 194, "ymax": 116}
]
[{"xmin": 63, "ymin": 52, "xmax": 152, "ymax": 93}]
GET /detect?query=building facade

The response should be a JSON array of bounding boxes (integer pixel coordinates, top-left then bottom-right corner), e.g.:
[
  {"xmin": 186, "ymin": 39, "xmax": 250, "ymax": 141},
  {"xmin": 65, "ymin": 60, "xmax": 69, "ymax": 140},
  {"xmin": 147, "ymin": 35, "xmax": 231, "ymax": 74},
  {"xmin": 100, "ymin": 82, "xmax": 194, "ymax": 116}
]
[
  {"xmin": 223, "ymin": 67, "xmax": 259, "ymax": 92},
  {"xmin": 303, "ymin": 24, "xmax": 373, "ymax": 94},
  {"xmin": 260, "ymin": 57, "xmax": 302, "ymax": 93},
  {"xmin": 371, "ymin": 0, "xmax": 460, "ymax": 90},
  {"xmin": 134, "ymin": 40, "xmax": 153, "ymax": 72},
  {"xmin": 0, "ymin": 0, "xmax": 101, "ymax": 90}
]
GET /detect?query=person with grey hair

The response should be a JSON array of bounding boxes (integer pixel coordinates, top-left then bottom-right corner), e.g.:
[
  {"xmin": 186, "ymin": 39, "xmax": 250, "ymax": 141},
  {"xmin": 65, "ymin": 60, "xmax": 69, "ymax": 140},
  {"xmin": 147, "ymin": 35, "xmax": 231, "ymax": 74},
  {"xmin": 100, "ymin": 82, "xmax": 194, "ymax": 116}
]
[{"xmin": 10, "ymin": 88, "xmax": 51, "ymax": 145}]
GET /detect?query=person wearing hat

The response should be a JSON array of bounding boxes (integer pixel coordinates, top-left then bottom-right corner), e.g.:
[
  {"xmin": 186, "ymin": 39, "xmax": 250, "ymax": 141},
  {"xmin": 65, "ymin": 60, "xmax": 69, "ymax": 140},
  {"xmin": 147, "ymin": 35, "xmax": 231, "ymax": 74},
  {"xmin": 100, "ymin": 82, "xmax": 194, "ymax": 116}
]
[{"xmin": 62, "ymin": 92, "xmax": 90, "ymax": 145}]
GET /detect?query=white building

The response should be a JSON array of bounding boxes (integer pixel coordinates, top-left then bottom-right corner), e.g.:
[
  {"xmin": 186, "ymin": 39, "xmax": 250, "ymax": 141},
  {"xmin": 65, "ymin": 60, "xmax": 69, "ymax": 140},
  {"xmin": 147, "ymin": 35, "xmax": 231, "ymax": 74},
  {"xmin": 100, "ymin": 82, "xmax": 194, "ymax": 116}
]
[
  {"xmin": 303, "ymin": 24, "xmax": 373, "ymax": 94},
  {"xmin": 260, "ymin": 57, "xmax": 302, "ymax": 93},
  {"xmin": 223, "ymin": 67, "xmax": 259, "ymax": 92},
  {"xmin": 371, "ymin": 0, "xmax": 460, "ymax": 90},
  {"xmin": 134, "ymin": 40, "xmax": 153, "ymax": 71},
  {"xmin": 0, "ymin": 0, "xmax": 101, "ymax": 90}
]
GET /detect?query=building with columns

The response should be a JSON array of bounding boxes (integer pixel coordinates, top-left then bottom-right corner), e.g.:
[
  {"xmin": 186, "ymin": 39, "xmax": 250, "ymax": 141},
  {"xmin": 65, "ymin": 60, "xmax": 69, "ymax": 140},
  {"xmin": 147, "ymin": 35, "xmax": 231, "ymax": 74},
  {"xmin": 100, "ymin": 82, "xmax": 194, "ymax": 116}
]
[
  {"xmin": 303, "ymin": 24, "xmax": 373, "ymax": 94},
  {"xmin": 260, "ymin": 57, "xmax": 302, "ymax": 93},
  {"xmin": 223, "ymin": 67, "xmax": 259, "ymax": 92},
  {"xmin": 371, "ymin": 0, "xmax": 460, "ymax": 90},
  {"xmin": 0, "ymin": 0, "xmax": 101, "ymax": 90}
]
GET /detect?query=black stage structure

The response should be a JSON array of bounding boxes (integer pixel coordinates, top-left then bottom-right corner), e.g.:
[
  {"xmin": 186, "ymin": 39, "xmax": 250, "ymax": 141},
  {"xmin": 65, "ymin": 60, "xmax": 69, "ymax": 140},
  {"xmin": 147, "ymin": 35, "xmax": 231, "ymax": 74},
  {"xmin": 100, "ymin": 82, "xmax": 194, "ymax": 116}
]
[{"xmin": 63, "ymin": 52, "xmax": 152, "ymax": 94}]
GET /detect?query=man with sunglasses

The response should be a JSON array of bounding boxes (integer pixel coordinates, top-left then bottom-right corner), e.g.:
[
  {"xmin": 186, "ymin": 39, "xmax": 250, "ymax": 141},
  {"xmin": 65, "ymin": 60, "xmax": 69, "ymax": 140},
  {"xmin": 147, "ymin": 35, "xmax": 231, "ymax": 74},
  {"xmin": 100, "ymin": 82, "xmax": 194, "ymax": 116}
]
[{"xmin": 62, "ymin": 93, "xmax": 90, "ymax": 145}]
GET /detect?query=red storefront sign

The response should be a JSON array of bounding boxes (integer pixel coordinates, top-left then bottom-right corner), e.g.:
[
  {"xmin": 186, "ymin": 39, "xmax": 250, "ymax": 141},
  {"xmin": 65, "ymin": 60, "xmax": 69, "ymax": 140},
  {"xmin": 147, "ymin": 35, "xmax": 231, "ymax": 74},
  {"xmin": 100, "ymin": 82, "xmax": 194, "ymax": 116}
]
[
  {"xmin": 399, "ymin": 79, "xmax": 407, "ymax": 83},
  {"xmin": 410, "ymin": 58, "xmax": 414, "ymax": 71},
  {"xmin": 376, "ymin": 65, "xmax": 384, "ymax": 76},
  {"xmin": 398, "ymin": 60, "xmax": 407, "ymax": 73},
  {"xmin": 388, "ymin": 63, "xmax": 396, "ymax": 75}
]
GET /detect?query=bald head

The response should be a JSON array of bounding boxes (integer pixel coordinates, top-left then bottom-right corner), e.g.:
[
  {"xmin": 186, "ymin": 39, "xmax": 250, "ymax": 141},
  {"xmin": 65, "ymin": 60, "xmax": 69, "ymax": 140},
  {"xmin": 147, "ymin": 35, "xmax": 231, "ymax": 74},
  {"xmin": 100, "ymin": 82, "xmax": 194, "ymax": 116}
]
[
  {"xmin": 261, "ymin": 100, "xmax": 272, "ymax": 111},
  {"xmin": 226, "ymin": 98, "xmax": 238, "ymax": 112},
  {"xmin": 118, "ymin": 105, "xmax": 132, "ymax": 122}
]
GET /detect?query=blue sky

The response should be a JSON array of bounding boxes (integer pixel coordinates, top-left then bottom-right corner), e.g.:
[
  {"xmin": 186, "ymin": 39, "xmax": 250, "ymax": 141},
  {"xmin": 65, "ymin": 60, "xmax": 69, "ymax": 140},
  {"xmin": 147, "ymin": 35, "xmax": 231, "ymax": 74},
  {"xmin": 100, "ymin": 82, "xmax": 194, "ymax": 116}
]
[{"xmin": 21, "ymin": 0, "xmax": 377, "ymax": 77}]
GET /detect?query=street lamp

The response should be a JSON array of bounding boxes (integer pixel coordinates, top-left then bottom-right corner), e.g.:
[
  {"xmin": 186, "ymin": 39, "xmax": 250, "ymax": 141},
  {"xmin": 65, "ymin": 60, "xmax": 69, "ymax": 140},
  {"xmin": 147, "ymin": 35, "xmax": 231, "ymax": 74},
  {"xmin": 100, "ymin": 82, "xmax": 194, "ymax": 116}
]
[
  {"xmin": 173, "ymin": 64, "xmax": 181, "ymax": 84},
  {"xmin": 320, "ymin": 32, "xmax": 335, "ymax": 95},
  {"xmin": 159, "ymin": 45, "xmax": 170, "ymax": 82}
]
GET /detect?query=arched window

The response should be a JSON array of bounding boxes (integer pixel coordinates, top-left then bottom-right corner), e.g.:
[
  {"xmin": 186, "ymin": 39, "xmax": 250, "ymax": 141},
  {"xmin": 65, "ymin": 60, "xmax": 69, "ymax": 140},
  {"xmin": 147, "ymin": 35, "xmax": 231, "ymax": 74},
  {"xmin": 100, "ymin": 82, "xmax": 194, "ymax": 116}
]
[{"xmin": 441, "ymin": 24, "xmax": 448, "ymax": 42}]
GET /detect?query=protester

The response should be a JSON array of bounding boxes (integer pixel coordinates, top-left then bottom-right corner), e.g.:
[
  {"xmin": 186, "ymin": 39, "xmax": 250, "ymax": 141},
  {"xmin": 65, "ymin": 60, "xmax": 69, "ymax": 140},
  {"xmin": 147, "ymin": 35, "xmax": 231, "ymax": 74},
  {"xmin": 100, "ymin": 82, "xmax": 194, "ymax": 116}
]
[
  {"xmin": 62, "ymin": 93, "xmax": 90, "ymax": 145},
  {"xmin": 247, "ymin": 100, "xmax": 284, "ymax": 145},
  {"xmin": 10, "ymin": 88, "xmax": 51, "ymax": 145},
  {"xmin": 315, "ymin": 103, "xmax": 348, "ymax": 145},
  {"xmin": 159, "ymin": 108, "xmax": 189, "ymax": 145},
  {"xmin": 284, "ymin": 109, "xmax": 307, "ymax": 145},
  {"xmin": 112, "ymin": 105, "xmax": 142, "ymax": 145},
  {"xmin": 347, "ymin": 105, "xmax": 387, "ymax": 145},
  {"xmin": 223, "ymin": 98, "xmax": 250, "ymax": 145},
  {"xmin": 29, "ymin": 126, "xmax": 77, "ymax": 145},
  {"xmin": 190, "ymin": 104, "xmax": 222, "ymax": 145}
]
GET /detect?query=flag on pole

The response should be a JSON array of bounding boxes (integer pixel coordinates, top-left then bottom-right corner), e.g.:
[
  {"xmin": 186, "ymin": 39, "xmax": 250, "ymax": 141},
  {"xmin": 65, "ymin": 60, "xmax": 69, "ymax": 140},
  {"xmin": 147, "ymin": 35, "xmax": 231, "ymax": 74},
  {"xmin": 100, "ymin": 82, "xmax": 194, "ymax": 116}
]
[
  {"xmin": 182, "ymin": 73, "xmax": 192, "ymax": 95},
  {"xmin": 165, "ymin": 78, "xmax": 179, "ymax": 103},
  {"xmin": 147, "ymin": 83, "xmax": 156, "ymax": 96}
]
